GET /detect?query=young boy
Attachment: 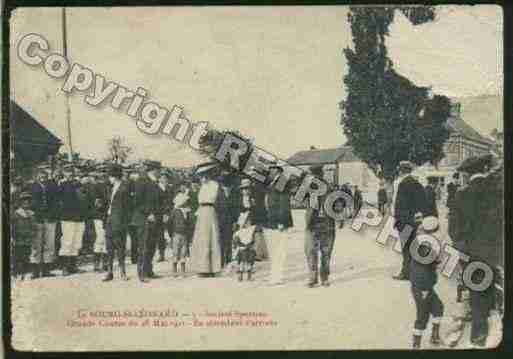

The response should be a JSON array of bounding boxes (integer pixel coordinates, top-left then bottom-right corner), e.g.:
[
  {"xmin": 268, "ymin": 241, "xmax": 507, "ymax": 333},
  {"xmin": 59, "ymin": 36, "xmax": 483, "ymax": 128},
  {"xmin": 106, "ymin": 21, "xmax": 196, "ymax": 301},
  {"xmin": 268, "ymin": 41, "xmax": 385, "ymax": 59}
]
[
  {"xmin": 233, "ymin": 211, "xmax": 257, "ymax": 281},
  {"xmin": 409, "ymin": 215, "xmax": 444, "ymax": 349},
  {"xmin": 170, "ymin": 192, "xmax": 192, "ymax": 277},
  {"xmin": 12, "ymin": 192, "xmax": 38, "ymax": 280}
]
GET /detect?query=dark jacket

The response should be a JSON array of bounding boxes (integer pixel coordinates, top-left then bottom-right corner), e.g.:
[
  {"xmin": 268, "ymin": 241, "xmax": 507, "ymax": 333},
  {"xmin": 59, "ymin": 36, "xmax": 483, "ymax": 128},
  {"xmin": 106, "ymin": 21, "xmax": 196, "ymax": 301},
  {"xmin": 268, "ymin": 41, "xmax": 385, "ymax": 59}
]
[
  {"xmin": 446, "ymin": 182, "xmax": 458, "ymax": 209},
  {"xmin": 130, "ymin": 175, "xmax": 164, "ymax": 226},
  {"xmin": 394, "ymin": 175, "xmax": 426, "ymax": 230},
  {"xmin": 305, "ymin": 194, "xmax": 335, "ymax": 234},
  {"xmin": 423, "ymin": 185, "xmax": 438, "ymax": 218},
  {"xmin": 236, "ymin": 192, "xmax": 257, "ymax": 224},
  {"xmin": 105, "ymin": 181, "xmax": 131, "ymax": 233},
  {"xmin": 59, "ymin": 180, "xmax": 89, "ymax": 222},
  {"xmin": 252, "ymin": 183, "xmax": 269, "ymax": 227},
  {"xmin": 449, "ymin": 170, "xmax": 504, "ymax": 268},
  {"xmin": 170, "ymin": 208, "xmax": 191, "ymax": 237},
  {"xmin": 91, "ymin": 182, "xmax": 110, "ymax": 220},
  {"xmin": 30, "ymin": 180, "xmax": 61, "ymax": 222},
  {"xmin": 266, "ymin": 189, "xmax": 293, "ymax": 229}
]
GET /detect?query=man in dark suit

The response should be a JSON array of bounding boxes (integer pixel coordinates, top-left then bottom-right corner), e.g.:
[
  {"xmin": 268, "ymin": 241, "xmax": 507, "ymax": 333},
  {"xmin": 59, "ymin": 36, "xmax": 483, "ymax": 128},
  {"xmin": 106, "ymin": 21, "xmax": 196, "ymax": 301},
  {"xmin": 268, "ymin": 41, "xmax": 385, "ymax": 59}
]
[
  {"xmin": 103, "ymin": 165, "xmax": 130, "ymax": 281},
  {"xmin": 127, "ymin": 168, "xmax": 140, "ymax": 264},
  {"xmin": 449, "ymin": 155, "xmax": 503, "ymax": 347},
  {"xmin": 131, "ymin": 160, "xmax": 163, "ymax": 282},
  {"xmin": 392, "ymin": 161, "xmax": 426, "ymax": 280}
]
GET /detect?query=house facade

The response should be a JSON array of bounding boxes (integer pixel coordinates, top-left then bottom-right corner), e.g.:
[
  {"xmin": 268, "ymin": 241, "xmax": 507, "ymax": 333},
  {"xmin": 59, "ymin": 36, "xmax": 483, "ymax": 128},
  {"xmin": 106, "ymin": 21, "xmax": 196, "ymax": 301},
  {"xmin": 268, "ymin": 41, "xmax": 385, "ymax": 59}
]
[{"xmin": 287, "ymin": 102, "xmax": 494, "ymax": 203}]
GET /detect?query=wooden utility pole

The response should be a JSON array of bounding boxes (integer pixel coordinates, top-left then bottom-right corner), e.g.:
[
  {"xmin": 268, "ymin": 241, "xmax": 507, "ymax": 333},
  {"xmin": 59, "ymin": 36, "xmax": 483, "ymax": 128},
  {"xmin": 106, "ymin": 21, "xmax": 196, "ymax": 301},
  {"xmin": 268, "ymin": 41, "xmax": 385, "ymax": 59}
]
[{"xmin": 62, "ymin": 7, "xmax": 74, "ymax": 162}]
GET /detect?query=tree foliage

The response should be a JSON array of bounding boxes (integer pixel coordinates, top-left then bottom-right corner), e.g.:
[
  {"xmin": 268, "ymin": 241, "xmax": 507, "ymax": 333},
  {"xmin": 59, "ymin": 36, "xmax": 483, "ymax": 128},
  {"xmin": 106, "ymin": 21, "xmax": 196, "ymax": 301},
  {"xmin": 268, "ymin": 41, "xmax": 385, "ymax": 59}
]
[
  {"xmin": 106, "ymin": 136, "xmax": 133, "ymax": 164},
  {"xmin": 341, "ymin": 6, "xmax": 450, "ymax": 180}
]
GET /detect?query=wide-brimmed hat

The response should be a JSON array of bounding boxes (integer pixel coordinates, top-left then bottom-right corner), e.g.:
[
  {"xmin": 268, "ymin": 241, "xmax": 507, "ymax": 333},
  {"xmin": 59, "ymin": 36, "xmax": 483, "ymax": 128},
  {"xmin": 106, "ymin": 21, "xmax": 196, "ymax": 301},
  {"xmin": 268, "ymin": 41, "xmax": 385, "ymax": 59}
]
[
  {"xmin": 194, "ymin": 161, "xmax": 219, "ymax": 176},
  {"xmin": 240, "ymin": 178, "xmax": 252, "ymax": 189}
]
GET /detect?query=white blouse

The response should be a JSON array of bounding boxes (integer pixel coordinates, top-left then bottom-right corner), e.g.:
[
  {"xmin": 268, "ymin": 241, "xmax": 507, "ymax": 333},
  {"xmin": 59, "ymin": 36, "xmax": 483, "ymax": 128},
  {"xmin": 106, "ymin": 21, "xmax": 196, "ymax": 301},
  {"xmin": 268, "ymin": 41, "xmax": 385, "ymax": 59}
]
[{"xmin": 198, "ymin": 180, "xmax": 219, "ymax": 204}]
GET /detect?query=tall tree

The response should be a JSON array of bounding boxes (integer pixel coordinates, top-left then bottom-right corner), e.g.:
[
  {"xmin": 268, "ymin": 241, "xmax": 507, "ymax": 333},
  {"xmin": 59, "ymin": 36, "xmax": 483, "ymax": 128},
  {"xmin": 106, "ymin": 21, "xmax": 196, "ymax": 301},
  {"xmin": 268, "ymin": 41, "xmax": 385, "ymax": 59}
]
[
  {"xmin": 106, "ymin": 136, "xmax": 133, "ymax": 164},
  {"xmin": 341, "ymin": 6, "xmax": 450, "ymax": 181}
]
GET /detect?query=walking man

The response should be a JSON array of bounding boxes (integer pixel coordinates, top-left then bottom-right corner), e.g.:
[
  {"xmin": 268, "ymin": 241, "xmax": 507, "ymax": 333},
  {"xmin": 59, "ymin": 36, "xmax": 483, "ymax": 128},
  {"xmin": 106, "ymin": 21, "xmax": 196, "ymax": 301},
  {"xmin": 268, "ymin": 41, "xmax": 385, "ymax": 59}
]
[{"xmin": 304, "ymin": 165, "xmax": 336, "ymax": 287}]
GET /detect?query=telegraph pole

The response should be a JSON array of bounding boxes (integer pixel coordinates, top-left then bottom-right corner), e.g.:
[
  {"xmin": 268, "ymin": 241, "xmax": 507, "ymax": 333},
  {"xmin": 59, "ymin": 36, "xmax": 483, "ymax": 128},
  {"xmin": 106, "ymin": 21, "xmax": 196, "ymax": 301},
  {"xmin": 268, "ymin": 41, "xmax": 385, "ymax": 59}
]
[{"xmin": 62, "ymin": 7, "xmax": 74, "ymax": 162}]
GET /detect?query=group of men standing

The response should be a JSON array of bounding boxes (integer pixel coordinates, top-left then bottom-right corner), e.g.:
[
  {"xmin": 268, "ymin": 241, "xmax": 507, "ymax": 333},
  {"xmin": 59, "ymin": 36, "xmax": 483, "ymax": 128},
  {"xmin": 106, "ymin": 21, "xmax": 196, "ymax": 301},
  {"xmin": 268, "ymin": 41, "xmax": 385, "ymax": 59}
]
[{"xmin": 15, "ymin": 160, "xmax": 181, "ymax": 282}]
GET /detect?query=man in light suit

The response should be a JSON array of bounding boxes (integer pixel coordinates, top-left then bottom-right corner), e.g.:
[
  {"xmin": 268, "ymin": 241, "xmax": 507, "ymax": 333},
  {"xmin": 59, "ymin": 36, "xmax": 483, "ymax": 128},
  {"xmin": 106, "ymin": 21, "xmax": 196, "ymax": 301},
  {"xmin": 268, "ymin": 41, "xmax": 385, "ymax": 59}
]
[
  {"xmin": 392, "ymin": 161, "xmax": 426, "ymax": 280},
  {"xmin": 103, "ymin": 165, "xmax": 130, "ymax": 282}
]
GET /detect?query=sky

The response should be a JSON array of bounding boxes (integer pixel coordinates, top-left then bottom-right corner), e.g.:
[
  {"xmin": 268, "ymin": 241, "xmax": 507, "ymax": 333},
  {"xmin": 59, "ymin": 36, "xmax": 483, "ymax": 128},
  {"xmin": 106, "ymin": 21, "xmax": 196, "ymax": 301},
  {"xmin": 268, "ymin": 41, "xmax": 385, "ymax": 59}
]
[{"xmin": 10, "ymin": 6, "xmax": 503, "ymax": 167}]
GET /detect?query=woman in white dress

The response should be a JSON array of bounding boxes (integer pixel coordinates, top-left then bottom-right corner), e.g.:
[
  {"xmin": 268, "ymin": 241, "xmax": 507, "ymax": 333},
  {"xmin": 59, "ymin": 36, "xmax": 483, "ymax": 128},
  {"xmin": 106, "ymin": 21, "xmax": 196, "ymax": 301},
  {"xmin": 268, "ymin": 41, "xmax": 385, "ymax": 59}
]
[{"xmin": 189, "ymin": 162, "xmax": 223, "ymax": 277}]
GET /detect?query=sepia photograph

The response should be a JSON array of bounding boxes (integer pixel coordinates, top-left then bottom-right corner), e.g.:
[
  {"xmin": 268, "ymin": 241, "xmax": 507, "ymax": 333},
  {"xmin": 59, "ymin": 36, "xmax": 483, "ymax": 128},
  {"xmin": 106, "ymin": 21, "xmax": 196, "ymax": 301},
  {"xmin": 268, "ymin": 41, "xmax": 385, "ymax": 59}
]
[{"xmin": 6, "ymin": 5, "xmax": 504, "ymax": 351}]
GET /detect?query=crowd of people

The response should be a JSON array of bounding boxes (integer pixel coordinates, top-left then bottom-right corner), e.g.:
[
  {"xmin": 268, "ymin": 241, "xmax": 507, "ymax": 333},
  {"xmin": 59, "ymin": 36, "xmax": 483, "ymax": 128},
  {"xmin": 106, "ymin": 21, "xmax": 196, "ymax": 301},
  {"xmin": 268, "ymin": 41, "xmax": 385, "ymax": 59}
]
[
  {"xmin": 10, "ymin": 153, "xmax": 504, "ymax": 348},
  {"xmin": 387, "ymin": 157, "xmax": 503, "ymax": 349},
  {"xmin": 10, "ymin": 158, "xmax": 354, "ymax": 287}
]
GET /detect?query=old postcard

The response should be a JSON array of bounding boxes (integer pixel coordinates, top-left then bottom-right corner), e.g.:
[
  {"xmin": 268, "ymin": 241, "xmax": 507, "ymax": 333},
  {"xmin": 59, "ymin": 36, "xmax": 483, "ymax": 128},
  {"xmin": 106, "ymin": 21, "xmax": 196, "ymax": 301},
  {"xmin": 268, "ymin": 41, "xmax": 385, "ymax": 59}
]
[{"xmin": 7, "ymin": 5, "xmax": 504, "ymax": 351}]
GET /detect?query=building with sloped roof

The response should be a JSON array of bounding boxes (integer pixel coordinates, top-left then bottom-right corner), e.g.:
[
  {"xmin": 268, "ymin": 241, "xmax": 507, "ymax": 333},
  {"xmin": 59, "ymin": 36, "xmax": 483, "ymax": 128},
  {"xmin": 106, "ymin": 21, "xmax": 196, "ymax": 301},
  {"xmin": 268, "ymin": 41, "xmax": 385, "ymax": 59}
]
[
  {"xmin": 287, "ymin": 101, "xmax": 494, "ymax": 203},
  {"xmin": 10, "ymin": 101, "xmax": 63, "ymax": 172},
  {"xmin": 438, "ymin": 102, "xmax": 495, "ymax": 169}
]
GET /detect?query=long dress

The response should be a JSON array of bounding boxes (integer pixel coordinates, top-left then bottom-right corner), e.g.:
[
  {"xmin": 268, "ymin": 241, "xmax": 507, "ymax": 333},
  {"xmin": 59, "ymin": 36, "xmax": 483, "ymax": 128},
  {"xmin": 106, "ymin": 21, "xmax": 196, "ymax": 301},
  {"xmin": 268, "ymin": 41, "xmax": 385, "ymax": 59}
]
[{"xmin": 189, "ymin": 180, "xmax": 223, "ymax": 274}]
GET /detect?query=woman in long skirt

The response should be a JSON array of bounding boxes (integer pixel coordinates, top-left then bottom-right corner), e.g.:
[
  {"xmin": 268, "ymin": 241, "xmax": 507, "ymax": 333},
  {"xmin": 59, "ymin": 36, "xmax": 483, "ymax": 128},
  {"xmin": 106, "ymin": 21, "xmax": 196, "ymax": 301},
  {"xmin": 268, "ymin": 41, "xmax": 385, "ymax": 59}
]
[{"xmin": 189, "ymin": 162, "xmax": 223, "ymax": 277}]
